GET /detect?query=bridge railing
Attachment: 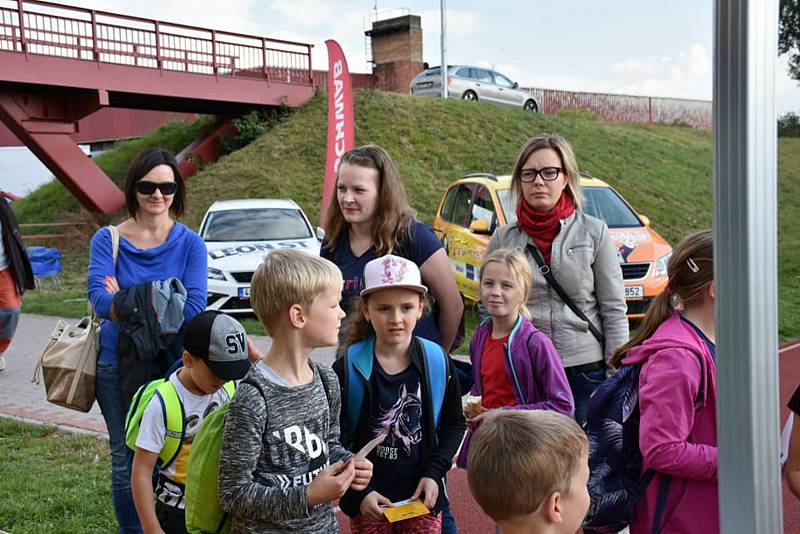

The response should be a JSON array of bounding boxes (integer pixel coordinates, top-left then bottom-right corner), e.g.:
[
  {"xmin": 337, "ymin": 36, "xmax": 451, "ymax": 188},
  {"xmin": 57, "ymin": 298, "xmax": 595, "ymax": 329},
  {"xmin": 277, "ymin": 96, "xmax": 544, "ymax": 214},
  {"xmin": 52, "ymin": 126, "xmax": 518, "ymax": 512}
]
[{"xmin": 0, "ymin": 0, "xmax": 313, "ymax": 84}]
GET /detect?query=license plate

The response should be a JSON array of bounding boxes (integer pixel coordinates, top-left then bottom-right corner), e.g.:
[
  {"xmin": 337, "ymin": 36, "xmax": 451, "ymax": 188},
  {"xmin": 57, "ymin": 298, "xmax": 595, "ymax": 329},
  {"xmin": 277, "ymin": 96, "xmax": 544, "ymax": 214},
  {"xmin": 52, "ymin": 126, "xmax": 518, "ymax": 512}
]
[
  {"xmin": 417, "ymin": 81, "xmax": 433, "ymax": 89},
  {"xmin": 238, "ymin": 286, "xmax": 250, "ymax": 299},
  {"xmin": 625, "ymin": 285, "xmax": 644, "ymax": 299}
]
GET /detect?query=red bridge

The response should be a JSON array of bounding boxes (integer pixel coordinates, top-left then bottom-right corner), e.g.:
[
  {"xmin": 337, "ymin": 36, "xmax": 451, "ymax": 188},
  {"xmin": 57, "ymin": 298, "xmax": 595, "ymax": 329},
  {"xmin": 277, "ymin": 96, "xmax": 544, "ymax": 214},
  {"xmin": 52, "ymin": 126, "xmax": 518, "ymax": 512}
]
[{"xmin": 0, "ymin": 0, "xmax": 317, "ymax": 213}]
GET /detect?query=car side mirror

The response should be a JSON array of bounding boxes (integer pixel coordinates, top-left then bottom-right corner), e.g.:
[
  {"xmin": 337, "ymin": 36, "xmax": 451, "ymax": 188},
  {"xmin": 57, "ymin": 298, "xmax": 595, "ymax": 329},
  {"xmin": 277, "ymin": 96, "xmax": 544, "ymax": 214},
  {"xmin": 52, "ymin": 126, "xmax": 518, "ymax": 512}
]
[
  {"xmin": 639, "ymin": 214, "xmax": 651, "ymax": 226},
  {"xmin": 315, "ymin": 226, "xmax": 325, "ymax": 241},
  {"xmin": 469, "ymin": 219, "xmax": 491, "ymax": 235},
  {"xmin": 513, "ymin": 81, "xmax": 519, "ymax": 89}
]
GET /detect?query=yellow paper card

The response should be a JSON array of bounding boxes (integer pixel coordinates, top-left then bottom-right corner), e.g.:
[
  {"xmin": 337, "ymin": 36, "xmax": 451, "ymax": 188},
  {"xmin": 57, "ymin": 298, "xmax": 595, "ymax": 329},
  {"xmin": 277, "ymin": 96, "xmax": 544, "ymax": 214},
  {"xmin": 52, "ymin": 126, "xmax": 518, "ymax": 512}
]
[{"xmin": 382, "ymin": 499, "xmax": 430, "ymax": 523}]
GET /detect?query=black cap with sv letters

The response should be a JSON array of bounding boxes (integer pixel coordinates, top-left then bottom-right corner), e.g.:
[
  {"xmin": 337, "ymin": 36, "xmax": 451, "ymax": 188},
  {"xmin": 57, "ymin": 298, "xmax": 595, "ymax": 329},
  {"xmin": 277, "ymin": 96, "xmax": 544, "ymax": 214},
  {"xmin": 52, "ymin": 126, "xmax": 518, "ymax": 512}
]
[{"xmin": 182, "ymin": 310, "xmax": 251, "ymax": 380}]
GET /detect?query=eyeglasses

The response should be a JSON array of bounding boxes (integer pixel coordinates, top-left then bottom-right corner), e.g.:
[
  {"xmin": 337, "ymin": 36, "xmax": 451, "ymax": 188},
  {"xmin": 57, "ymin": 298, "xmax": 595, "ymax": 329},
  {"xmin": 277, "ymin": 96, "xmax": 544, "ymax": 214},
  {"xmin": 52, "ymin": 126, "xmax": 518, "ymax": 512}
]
[
  {"xmin": 519, "ymin": 167, "xmax": 562, "ymax": 183},
  {"xmin": 136, "ymin": 180, "xmax": 178, "ymax": 196}
]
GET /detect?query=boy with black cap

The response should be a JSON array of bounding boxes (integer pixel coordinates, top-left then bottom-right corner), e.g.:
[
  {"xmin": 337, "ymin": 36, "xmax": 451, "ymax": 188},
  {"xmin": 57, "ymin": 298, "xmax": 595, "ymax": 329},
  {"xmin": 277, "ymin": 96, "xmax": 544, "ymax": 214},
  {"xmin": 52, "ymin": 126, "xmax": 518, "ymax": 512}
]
[{"xmin": 130, "ymin": 310, "xmax": 252, "ymax": 534}]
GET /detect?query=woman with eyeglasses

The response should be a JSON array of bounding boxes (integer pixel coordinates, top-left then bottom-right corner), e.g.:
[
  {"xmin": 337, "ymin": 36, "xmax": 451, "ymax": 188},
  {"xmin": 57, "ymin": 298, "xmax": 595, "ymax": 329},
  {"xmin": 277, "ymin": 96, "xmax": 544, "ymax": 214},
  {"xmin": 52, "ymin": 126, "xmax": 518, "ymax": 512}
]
[
  {"xmin": 87, "ymin": 147, "xmax": 207, "ymax": 533},
  {"xmin": 485, "ymin": 134, "xmax": 628, "ymax": 426}
]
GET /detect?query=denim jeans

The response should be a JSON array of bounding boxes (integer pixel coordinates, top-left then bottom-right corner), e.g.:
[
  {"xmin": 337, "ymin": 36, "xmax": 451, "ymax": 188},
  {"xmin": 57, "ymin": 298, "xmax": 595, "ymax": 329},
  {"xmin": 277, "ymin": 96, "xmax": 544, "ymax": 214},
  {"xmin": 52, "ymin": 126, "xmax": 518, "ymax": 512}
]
[
  {"xmin": 96, "ymin": 360, "xmax": 143, "ymax": 534},
  {"xmin": 441, "ymin": 492, "xmax": 457, "ymax": 533},
  {"xmin": 565, "ymin": 366, "xmax": 606, "ymax": 427}
]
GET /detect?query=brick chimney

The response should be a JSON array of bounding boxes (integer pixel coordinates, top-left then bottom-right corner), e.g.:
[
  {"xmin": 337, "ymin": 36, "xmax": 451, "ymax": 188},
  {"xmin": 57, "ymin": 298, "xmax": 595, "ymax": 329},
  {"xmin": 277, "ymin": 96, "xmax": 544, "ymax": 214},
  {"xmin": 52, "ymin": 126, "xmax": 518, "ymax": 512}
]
[{"xmin": 366, "ymin": 15, "xmax": 423, "ymax": 93}]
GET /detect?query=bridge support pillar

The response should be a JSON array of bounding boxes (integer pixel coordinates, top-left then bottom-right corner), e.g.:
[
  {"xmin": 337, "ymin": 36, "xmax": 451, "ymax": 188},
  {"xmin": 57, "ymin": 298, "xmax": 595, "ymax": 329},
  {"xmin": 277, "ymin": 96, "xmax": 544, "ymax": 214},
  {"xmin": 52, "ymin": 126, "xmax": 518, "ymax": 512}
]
[{"xmin": 0, "ymin": 87, "xmax": 125, "ymax": 214}]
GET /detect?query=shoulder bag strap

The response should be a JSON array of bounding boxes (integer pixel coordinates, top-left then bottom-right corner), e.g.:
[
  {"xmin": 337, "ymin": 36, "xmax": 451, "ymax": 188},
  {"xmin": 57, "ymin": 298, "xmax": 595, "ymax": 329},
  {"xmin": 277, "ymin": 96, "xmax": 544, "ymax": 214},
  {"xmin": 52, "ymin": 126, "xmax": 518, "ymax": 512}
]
[
  {"xmin": 526, "ymin": 243, "xmax": 605, "ymax": 346},
  {"xmin": 87, "ymin": 225, "xmax": 121, "ymax": 317},
  {"xmin": 108, "ymin": 225, "xmax": 120, "ymax": 264}
]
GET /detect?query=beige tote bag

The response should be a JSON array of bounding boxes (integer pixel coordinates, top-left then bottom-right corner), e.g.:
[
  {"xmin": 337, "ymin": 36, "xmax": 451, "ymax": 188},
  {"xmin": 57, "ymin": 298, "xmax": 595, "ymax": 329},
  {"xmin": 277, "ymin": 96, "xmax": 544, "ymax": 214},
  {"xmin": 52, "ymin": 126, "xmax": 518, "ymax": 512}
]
[
  {"xmin": 31, "ymin": 226, "xmax": 119, "ymax": 412},
  {"xmin": 32, "ymin": 315, "xmax": 101, "ymax": 412}
]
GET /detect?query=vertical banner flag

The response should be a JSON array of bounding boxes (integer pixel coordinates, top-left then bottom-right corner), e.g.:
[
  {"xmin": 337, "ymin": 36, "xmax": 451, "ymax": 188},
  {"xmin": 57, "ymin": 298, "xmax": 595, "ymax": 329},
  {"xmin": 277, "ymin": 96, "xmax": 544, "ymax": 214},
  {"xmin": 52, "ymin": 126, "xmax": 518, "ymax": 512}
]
[{"xmin": 322, "ymin": 39, "xmax": 355, "ymax": 223}]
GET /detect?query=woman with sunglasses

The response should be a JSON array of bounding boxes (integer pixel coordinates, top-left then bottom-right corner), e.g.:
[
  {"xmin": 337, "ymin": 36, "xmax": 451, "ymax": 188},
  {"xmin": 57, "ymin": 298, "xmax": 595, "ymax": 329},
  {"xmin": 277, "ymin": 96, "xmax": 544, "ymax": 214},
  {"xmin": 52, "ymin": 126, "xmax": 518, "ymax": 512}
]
[
  {"xmin": 87, "ymin": 147, "xmax": 207, "ymax": 533},
  {"xmin": 485, "ymin": 134, "xmax": 628, "ymax": 426}
]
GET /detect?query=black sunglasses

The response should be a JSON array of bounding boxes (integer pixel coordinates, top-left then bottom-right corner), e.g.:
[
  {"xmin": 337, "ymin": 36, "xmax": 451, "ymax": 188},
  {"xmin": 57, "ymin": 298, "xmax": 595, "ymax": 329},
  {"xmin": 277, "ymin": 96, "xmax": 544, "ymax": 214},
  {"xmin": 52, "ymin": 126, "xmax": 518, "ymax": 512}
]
[{"xmin": 136, "ymin": 180, "xmax": 178, "ymax": 196}]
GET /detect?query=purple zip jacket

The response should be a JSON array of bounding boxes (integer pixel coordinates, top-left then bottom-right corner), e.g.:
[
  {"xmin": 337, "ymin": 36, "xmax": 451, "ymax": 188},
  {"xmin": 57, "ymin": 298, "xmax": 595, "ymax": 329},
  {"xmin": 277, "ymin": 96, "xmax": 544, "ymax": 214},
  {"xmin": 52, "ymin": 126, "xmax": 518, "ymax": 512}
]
[{"xmin": 456, "ymin": 314, "xmax": 574, "ymax": 467}]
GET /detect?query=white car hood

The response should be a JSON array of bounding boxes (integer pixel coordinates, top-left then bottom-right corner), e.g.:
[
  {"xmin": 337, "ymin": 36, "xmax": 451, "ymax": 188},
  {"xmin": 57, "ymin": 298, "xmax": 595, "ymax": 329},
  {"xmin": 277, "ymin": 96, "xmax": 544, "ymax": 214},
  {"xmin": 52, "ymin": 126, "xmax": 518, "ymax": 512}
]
[{"xmin": 206, "ymin": 238, "xmax": 321, "ymax": 273}]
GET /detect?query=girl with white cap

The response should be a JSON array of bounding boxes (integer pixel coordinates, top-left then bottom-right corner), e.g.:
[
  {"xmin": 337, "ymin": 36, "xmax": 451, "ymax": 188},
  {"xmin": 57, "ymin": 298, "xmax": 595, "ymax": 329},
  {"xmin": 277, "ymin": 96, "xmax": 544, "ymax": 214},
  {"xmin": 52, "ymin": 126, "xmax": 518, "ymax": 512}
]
[{"xmin": 332, "ymin": 254, "xmax": 466, "ymax": 534}]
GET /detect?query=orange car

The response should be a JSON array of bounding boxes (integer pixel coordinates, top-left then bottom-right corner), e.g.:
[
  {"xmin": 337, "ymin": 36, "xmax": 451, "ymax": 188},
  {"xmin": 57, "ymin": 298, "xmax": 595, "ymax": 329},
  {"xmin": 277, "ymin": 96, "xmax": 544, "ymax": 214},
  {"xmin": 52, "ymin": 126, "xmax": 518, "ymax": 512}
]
[{"xmin": 432, "ymin": 173, "xmax": 672, "ymax": 319}]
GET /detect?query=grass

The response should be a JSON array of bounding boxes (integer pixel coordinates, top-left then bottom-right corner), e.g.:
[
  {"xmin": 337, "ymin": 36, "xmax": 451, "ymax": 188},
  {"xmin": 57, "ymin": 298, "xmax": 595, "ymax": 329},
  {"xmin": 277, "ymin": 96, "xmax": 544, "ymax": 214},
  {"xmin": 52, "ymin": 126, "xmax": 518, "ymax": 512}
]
[
  {"xmin": 11, "ymin": 90, "xmax": 800, "ymax": 341},
  {"xmin": 0, "ymin": 418, "xmax": 115, "ymax": 533}
]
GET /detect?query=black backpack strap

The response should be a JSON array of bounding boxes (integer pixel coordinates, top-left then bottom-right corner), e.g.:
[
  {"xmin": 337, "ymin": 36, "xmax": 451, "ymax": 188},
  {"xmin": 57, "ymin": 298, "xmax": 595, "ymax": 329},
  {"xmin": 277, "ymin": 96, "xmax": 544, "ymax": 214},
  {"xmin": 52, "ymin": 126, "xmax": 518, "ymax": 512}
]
[
  {"xmin": 694, "ymin": 351, "xmax": 706, "ymax": 408},
  {"xmin": 317, "ymin": 366, "xmax": 335, "ymax": 408},
  {"xmin": 651, "ymin": 474, "xmax": 673, "ymax": 534},
  {"xmin": 241, "ymin": 378, "xmax": 267, "ymax": 404},
  {"xmin": 526, "ymin": 243, "xmax": 605, "ymax": 346}
]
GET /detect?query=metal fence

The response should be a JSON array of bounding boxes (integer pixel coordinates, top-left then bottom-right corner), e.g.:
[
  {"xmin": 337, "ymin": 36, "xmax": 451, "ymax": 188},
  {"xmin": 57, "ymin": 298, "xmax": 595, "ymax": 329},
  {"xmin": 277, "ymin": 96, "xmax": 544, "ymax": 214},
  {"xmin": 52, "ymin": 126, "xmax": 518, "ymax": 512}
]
[
  {"xmin": 523, "ymin": 87, "xmax": 712, "ymax": 129},
  {"xmin": 0, "ymin": 0, "xmax": 313, "ymax": 84}
]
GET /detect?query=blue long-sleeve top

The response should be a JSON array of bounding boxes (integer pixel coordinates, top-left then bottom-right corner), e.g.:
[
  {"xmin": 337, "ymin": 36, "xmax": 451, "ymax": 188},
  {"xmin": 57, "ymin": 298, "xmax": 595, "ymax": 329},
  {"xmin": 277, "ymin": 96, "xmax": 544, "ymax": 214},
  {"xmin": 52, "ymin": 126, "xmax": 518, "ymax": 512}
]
[{"xmin": 87, "ymin": 223, "xmax": 208, "ymax": 364}]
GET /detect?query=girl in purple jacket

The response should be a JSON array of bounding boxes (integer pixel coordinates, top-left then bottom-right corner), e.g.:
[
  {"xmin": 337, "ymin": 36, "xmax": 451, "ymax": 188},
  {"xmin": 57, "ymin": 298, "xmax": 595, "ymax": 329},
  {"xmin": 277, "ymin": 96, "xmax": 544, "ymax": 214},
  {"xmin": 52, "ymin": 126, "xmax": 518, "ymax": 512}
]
[
  {"xmin": 612, "ymin": 230, "xmax": 717, "ymax": 534},
  {"xmin": 457, "ymin": 248, "xmax": 573, "ymax": 468}
]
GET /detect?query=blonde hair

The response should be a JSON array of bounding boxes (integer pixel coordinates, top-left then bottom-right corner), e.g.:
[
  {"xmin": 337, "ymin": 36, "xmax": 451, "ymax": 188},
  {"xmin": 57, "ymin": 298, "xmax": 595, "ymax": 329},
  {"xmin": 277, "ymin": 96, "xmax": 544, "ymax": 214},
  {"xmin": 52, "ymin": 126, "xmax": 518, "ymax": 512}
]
[
  {"xmin": 467, "ymin": 410, "xmax": 588, "ymax": 521},
  {"xmin": 481, "ymin": 248, "xmax": 533, "ymax": 320},
  {"xmin": 323, "ymin": 144, "xmax": 416, "ymax": 256},
  {"xmin": 250, "ymin": 249, "xmax": 343, "ymax": 334},
  {"xmin": 611, "ymin": 230, "xmax": 713, "ymax": 367},
  {"xmin": 510, "ymin": 133, "xmax": 583, "ymax": 209}
]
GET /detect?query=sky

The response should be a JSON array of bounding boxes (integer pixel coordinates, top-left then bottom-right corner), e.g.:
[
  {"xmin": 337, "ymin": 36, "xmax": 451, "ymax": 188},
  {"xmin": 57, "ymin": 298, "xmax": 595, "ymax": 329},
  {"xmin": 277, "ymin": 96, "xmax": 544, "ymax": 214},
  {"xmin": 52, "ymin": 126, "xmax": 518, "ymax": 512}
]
[{"xmin": 43, "ymin": 0, "xmax": 800, "ymax": 113}]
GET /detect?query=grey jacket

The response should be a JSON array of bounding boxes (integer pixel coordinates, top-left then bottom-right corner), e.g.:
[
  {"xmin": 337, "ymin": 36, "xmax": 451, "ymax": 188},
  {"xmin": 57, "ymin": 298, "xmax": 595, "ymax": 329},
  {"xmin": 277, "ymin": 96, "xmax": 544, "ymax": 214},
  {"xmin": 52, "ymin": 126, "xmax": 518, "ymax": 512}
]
[{"xmin": 487, "ymin": 211, "xmax": 629, "ymax": 367}]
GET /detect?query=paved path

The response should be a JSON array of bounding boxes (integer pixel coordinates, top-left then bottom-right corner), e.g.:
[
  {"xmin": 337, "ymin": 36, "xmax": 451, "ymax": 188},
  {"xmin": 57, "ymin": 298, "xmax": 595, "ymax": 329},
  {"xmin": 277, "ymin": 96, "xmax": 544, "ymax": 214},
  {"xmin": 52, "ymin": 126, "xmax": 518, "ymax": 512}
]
[
  {"xmin": 0, "ymin": 313, "xmax": 336, "ymax": 434},
  {"xmin": 2, "ymin": 313, "xmax": 799, "ymax": 532}
]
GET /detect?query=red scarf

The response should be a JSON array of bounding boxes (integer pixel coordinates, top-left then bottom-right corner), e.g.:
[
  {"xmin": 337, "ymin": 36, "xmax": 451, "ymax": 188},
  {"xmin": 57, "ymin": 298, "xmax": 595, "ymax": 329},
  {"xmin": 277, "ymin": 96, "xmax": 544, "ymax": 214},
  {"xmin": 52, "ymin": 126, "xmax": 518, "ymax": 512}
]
[{"xmin": 515, "ymin": 193, "xmax": 575, "ymax": 264}]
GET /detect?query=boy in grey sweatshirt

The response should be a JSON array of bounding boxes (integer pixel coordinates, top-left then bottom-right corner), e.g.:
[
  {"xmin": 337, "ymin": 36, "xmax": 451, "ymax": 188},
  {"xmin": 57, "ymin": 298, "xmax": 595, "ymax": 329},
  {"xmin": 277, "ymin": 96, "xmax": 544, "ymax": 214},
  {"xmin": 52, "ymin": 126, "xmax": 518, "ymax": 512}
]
[{"xmin": 218, "ymin": 250, "xmax": 373, "ymax": 533}]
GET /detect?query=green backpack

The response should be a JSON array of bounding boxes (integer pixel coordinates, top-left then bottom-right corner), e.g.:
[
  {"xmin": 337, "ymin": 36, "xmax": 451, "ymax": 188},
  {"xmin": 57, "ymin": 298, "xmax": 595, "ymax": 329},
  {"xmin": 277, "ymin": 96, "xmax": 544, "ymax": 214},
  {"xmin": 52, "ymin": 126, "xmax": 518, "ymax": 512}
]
[
  {"xmin": 184, "ymin": 378, "xmax": 266, "ymax": 534},
  {"xmin": 124, "ymin": 378, "xmax": 236, "ymax": 467}
]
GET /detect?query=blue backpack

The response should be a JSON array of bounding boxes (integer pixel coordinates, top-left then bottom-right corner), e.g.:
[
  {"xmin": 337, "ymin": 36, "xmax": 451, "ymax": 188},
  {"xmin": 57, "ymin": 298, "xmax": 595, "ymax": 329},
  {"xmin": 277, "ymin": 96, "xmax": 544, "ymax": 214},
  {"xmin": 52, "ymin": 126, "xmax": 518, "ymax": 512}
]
[
  {"xmin": 583, "ymin": 357, "xmax": 704, "ymax": 532},
  {"xmin": 341, "ymin": 335, "xmax": 448, "ymax": 449}
]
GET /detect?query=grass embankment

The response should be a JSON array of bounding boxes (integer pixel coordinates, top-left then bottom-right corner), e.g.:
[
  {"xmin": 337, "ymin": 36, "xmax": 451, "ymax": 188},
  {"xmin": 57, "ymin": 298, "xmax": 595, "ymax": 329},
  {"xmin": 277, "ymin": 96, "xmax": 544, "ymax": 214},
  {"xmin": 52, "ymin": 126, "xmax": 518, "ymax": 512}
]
[
  {"xmin": 14, "ymin": 90, "xmax": 800, "ymax": 340},
  {"xmin": 0, "ymin": 418, "xmax": 115, "ymax": 532}
]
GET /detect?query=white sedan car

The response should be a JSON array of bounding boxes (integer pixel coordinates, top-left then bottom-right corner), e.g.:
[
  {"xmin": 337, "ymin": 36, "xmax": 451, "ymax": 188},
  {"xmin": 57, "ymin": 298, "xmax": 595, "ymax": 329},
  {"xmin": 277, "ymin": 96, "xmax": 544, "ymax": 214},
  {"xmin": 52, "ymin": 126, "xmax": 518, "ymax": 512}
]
[{"xmin": 200, "ymin": 199, "xmax": 322, "ymax": 314}]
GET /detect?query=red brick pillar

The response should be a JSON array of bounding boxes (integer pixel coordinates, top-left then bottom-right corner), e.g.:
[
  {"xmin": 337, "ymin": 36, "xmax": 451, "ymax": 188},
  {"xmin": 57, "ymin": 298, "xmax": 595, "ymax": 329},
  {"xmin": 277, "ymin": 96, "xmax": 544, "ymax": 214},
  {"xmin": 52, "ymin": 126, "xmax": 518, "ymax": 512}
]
[{"xmin": 366, "ymin": 15, "xmax": 424, "ymax": 93}]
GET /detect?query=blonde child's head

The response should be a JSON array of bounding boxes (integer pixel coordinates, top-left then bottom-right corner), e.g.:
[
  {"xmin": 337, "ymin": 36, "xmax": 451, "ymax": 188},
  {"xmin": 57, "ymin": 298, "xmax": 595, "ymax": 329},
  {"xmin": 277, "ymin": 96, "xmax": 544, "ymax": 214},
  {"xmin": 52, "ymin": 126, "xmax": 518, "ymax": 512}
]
[
  {"xmin": 250, "ymin": 249, "xmax": 343, "ymax": 335},
  {"xmin": 344, "ymin": 255, "xmax": 429, "ymax": 346},
  {"xmin": 480, "ymin": 248, "xmax": 533, "ymax": 320},
  {"xmin": 467, "ymin": 410, "xmax": 590, "ymax": 533}
]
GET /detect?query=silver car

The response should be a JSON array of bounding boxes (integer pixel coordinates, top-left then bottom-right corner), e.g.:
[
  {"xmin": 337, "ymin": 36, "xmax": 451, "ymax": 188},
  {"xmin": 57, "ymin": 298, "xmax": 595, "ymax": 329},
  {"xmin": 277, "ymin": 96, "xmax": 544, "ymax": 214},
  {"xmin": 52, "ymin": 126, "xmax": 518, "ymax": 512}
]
[{"xmin": 410, "ymin": 65, "xmax": 539, "ymax": 112}]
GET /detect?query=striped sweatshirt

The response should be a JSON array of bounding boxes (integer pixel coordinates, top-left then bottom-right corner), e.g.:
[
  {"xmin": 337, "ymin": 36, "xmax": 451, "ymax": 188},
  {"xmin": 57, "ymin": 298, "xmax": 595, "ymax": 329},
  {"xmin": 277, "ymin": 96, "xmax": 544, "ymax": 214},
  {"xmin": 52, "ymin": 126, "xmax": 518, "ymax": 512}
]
[{"xmin": 218, "ymin": 361, "xmax": 352, "ymax": 533}]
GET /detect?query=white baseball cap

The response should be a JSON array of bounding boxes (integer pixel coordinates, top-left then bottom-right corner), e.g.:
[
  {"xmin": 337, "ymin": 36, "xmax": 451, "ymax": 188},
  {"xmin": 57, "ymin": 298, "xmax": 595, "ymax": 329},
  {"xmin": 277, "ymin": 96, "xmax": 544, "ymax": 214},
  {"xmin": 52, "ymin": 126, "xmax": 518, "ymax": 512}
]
[{"xmin": 360, "ymin": 255, "xmax": 428, "ymax": 297}]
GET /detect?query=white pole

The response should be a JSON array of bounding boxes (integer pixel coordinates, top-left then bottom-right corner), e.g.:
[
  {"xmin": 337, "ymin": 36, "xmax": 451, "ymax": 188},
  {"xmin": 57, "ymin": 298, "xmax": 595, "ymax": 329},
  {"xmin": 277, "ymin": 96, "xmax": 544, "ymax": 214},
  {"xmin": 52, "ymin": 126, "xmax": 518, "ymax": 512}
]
[
  {"xmin": 440, "ymin": 0, "xmax": 448, "ymax": 99},
  {"xmin": 714, "ymin": 0, "xmax": 782, "ymax": 531}
]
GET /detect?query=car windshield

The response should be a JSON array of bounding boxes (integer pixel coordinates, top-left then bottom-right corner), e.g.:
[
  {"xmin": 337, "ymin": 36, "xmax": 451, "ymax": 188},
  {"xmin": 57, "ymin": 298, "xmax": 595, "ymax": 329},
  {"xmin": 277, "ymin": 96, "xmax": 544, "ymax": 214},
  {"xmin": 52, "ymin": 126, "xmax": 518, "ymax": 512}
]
[
  {"xmin": 496, "ymin": 188, "xmax": 517, "ymax": 224},
  {"xmin": 583, "ymin": 187, "xmax": 642, "ymax": 228},
  {"xmin": 202, "ymin": 208, "xmax": 312, "ymax": 241}
]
